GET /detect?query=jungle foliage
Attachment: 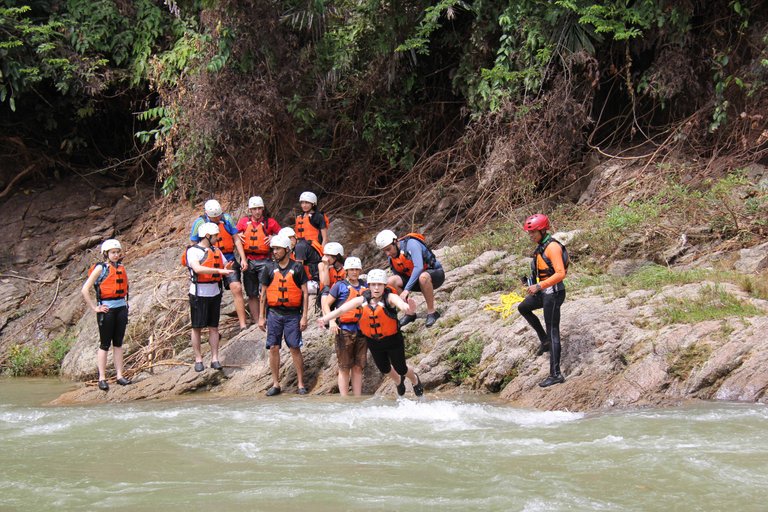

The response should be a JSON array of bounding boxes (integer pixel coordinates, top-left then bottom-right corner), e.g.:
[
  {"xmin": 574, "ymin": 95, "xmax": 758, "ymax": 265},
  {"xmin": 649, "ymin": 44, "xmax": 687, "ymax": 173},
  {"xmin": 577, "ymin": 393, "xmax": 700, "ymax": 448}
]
[{"xmin": 2, "ymin": 1, "xmax": 767, "ymax": 224}]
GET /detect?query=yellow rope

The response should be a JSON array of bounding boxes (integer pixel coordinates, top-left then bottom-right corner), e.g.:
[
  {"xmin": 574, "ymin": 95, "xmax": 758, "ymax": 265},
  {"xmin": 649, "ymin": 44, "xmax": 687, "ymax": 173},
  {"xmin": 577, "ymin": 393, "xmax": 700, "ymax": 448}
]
[{"xmin": 484, "ymin": 292, "xmax": 525, "ymax": 319}]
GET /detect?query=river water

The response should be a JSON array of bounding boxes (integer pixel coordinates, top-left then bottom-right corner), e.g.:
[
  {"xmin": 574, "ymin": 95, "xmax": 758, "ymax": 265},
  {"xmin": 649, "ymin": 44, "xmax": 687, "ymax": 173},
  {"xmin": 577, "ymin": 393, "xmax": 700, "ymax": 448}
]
[{"xmin": 1, "ymin": 379, "xmax": 766, "ymax": 511}]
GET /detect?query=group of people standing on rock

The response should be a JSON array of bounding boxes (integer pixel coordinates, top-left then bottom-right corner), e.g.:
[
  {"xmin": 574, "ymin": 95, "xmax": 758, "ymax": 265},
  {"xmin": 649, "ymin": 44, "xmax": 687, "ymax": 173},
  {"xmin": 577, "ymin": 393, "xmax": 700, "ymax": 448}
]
[{"xmin": 81, "ymin": 189, "xmax": 568, "ymax": 394}]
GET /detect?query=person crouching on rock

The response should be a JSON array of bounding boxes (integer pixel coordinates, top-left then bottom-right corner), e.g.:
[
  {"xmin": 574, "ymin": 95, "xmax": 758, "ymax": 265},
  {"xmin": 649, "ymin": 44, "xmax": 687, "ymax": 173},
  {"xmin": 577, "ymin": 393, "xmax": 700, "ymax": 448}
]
[
  {"xmin": 317, "ymin": 269, "xmax": 424, "ymax": 398},
  {"xmin": 517, "ymin": 214, "xmax": 567, "ymax": 388},
  {"xmin": 184, "ymin": 222, "xmax": 234, "ymax": 372},
  {"xmin": 258, "ymin": 234, "xmax": 309, "ymax": 396},
  {"xmin": 81, "ymin": 239, "xmax": 131, "ymax": 391},
  {"xmin": 320, "ymin": 256, "xmax": 367, "ymax": 396},
  {"xmin": 375, "ymin": 229, "xmax": 444, "ymax": 328}
]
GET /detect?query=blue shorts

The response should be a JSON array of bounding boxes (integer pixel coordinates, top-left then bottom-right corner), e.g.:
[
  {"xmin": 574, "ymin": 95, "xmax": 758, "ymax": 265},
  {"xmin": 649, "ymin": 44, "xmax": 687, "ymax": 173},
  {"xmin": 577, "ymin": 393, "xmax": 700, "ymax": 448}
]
[{"xmin": 266, "ymin": 311, "xmax": 303, "ymax": 349}]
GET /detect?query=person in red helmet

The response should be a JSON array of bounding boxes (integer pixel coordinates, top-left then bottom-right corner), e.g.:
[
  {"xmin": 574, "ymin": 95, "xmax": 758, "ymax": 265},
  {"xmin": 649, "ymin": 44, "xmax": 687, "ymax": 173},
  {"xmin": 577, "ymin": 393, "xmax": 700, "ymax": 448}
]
[{"xmin": 518, "ymin": 214, "xmax": 568, "ymax": 387}]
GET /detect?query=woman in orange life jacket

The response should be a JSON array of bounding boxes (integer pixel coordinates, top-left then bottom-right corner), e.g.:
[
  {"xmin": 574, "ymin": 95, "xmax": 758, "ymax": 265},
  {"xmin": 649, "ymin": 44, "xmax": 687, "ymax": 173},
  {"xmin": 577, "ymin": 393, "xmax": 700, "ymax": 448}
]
[
  {"xmin": 320, "ymin": 256, "xmax": 367, "ymax": 397},
  {"xmin": 235, "ymin": 196, "xmax": 281, "ymax": 327},
  {"xmin": 293, "ymin": 191, "xmax": 328, "ymax": 288},
  {"xmin": 186, "ymin": 222, "xmax": 235, "ymax": 372},
  {"xmin": 318, "ymin": 241, "xmax": 346, "ymax": 294},
  {"xmin": 190, "ymin": 199, "xmax": 248, "ymax": 329},
  {"xmin": 318, "ymin": 269, "xmax": 424, "ymax": 398},
  {"xmin": 81, "ymin": 239, "xmax": 131, "ymax": 391},
  {"xmin": 517, "ymin": 214, "xmax": 567, "ymax": 388},
  {"xmin": 258, "ymin": 234, "xmax": 309, "ymax": 396},
  {"xmin": 375, "ymin": 229, "xmax": 445, "ymax": 328}
]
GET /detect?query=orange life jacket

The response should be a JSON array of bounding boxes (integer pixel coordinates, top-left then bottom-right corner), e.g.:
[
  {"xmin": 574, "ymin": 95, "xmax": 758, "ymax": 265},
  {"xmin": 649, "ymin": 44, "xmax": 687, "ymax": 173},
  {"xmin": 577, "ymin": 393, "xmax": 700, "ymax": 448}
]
[
  {"xmin": 295, "ymin": 212, "xmax": 329, "ymax": 245},
  {"xmin": 389, "ymin": 233, "xmax": 435, "ymax": 278},
  {"xmin": 266, "ymin": 266, "xmax": 303, "ymax": 308},
  {"xmin": 329, "ymin": 265, "xmax": 346, "ymax": 286},
  {"xmin": 214, "ymin": 219, "xmax": 235, "ymax": 254},
  {"xmin": 90, "ymin": 263, "xmax": 128, "ymax": 303},
  {"xmin": 242, "ymin": 218, "xmax": 270, "ymax": 255},
  {"xmin": 359, "ymin": 289, "xmax": 399, "ymax": 339},
  {"xmin": 182, "ymin": 245, "xmax": 223, "ymax": 283},
  {"xmin": 336, "ymin": 281, "xmax": 367, "ymax": 324}
]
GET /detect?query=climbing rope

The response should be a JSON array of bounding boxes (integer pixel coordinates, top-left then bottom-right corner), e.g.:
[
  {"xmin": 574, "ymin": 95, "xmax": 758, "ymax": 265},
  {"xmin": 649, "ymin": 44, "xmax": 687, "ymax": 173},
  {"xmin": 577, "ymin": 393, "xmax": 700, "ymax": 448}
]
[{"xmin": 484, "ymin": 292, "xmax": 525, "ymax": 319}]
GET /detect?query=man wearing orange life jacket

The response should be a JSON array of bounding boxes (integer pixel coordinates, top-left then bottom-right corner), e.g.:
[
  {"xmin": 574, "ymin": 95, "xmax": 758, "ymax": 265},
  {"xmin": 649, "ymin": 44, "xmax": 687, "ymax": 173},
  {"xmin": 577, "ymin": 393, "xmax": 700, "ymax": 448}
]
[
  {"xmin": 258, "ymin": 234, "xmax": 309, "ymax": 396},
  {"xmin": 517, "ymin": 213, "xmax": 568, "ymax": 388},
  {"xmin": 320, "ymin": 256, "xmax": 367, "ymax": 396},
  {"xmin": 236, "ymin": 196, "xmax": 281, "ymax": 326},
  {"xmin": 294, "ymin": 191, "xmax": 328, "ymax": 288},
  {"xmin": 375, "ymin": 230, "xmax": 445, "ymax": 328},
  {"xmin": 190, "ymin": 199, "xmax": 248, "ymax": 330},
  {"xmin": 185, "ymin": 222, "xmax": 235, "ymax": 372},
  {"xmin": 318, "ymin": 269, "xmax": 424, "ymax": 398},
  {"xmin": 81, "ymin": 239, "xmax": 131, "ymax": 391}
]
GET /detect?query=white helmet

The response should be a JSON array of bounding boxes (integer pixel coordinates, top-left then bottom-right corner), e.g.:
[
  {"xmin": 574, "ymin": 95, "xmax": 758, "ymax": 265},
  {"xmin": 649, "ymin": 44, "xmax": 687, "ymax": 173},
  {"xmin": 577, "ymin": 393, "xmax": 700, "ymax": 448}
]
[
  {"xmin": 367, "ymin": 269, "xmax": 388, "ymax": 284},
  {"xmin": 375, "ymin": 229, "xmax": 398, "ymax": 249},
  {"xmin": 269, "ymin": 234, "xmax": 291, "ymax": 249},
  {"xmin": 278, "ymin": 227, "xmax": 296, "ymax": 238},
  {"xmin": 344, "ymin": 257, "xmax": 362, "ymax": 270},
  {"xmin": 299, "ymin": 191, "xmax": 317, "ymax": 205},
  {"xmin": 198, "ymin": 222, "xmax": 220, "ymax": 238},
  {"xmin": 101, "ymin": 239, "xmax": 122, "ymax": 254},
  {"xmin": 324, "ymin": 242, "xmax": 344, "ymax": 257},
  {"xmin": 248, "ymin": 196, "xmax": 264, "ymax": 209},
  {"xmin": 204, "ymin": 199, "xmax": 222, "ymax": 217}
]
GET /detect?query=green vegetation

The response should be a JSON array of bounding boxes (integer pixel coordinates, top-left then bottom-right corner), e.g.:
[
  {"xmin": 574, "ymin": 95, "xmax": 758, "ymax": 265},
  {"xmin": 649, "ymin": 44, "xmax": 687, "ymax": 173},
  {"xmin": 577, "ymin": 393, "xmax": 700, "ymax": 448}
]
[
  {"xmin": 455, "ymin": 275, "xmax": 520, "ymax": 300},
  {"xmin": 657, "ymin": 285, "xmax": 764, "ymax": 325},
  {"xmin": 444, "ymin": 220, "xmax": 531, "ymax": 268},
  {"xmin": 5, "ymin": 335, "xmax": 74, "ymax": 377},
  {"xmin": 667, "ymin": 343, "xmax": 713, "ymax": 381},
  {"xmin": 447, "ymin": 335, "xmax": 485, "ymax": 384}
]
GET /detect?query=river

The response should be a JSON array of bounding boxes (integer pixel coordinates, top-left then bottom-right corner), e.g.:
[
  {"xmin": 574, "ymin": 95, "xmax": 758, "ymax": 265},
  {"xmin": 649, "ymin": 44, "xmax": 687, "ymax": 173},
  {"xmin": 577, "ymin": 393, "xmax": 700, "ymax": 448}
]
[{"xmin": 1, "ymin": 378, "xmax": 766, "ymax": 511}]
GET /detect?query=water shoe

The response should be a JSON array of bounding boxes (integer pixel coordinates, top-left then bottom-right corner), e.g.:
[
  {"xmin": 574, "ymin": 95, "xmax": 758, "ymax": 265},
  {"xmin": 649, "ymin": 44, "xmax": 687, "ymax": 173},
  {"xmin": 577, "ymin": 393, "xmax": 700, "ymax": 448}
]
[
  {"xmin": 297, "ymin": 387, "xmax": 308, "ymax": 395},
  {"xmin": 425, "ymin": 311, "xmax": 441, "ymax": 327},
  {"xmin": 210, "ymin": 361, "xmax": 223, "ymax": 370},
  {"xmin": 116, "ymin": 377, "xmax": 132, "ymax": 386},
  {"xmin": 266, "ymin": 386, "xmax": 282, "ymax": 397},
  {"xmin": 194, "ymin": 362, "xmax": 204, "ymax": 372},
  {"xmin": 396, "ymin": 375, "xmax": 406, "ymax": 396},
  {"xmin": 399, "ymin": 314, "xmax": 417, "ymax": 328},
  {"xmin": 539, "ymin": 375, "xmax": 565, "ymax": 388},
  {"xmin": 413, "ymin": 374, "xmax": 424, "ymax": 397},
  {"xmin": 98, "ymin": 380, "xmax": 109, "ymax": 391}
]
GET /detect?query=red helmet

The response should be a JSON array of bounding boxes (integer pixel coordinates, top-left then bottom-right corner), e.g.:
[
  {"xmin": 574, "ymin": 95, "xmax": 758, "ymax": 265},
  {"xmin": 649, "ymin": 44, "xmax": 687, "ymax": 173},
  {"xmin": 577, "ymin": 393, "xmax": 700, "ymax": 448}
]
[{"xmin": 523, "ymin": 214, "xmax": 550, "ymax": 232}]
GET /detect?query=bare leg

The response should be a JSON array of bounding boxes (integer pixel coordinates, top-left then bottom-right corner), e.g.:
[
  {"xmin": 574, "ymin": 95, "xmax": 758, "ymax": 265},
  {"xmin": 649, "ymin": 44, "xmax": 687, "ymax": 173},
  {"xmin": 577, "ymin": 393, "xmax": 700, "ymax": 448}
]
[
  {"xmin": 387, "ymin": 275, "xmax": 404, "ymax": 293},
  {"xmin": 289, "ymin": 347, "xmax": 305, "ymax": 388},
  {"xmin": 209, "ymin": 327, "xmax": 220, "ymax": 362},
  {"xmin": 97, "ymin": 348, "xmax": 108, "ymax": 381},
  {"xmin": 351, "ymin": 366, "xmax": 363, "ymax": 396},
  {"xmin": 229, "ymin": 282, "xmax": 247, "ymax": 328},
  {"xmin": 113, "ymin": 346, "xmax": 124, "ymax": 379},
  {"xmin": 248, "ymin": 297, "xmax": 260, "ymax": 325},
  {"xmin": 418, "ymin": 273, "xmax": 436, "ymax": 313},
  {"xmin": 269, "ymin": 346, "xmax": 281, "ymax": 387},
  {"xmin": 191, "ymin": 327, "xmax": 204, "ymax": 363},
  {"xmin": 337, "ymin": 368, "xmax": 350, "ymax": 396}
]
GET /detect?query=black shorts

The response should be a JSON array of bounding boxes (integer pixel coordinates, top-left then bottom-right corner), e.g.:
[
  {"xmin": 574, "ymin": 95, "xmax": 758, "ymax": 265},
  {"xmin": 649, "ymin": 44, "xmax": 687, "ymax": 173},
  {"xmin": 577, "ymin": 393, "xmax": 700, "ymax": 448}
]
[
  {"xmin": 293, "ymin": 240, "xmax": 322, "ymax": 263},
  {"xmin": 189, "ymin": 294, "xmax": 222, "ymax": 328},
  {"xmin": 365, "ymin": 332, "xmax": 408, "ymax": 376},
  {"xmin": 222, "ymin": 259, "xmax": 241, "ymax": 290},
  {"xmin": 97, "ymin": 306, "xmax": 128, "ymax": 350},
  {"xmin": 406, "ymin": 268, "xmax": 445, "ymax": 293},
  {"xmin": 243, "ymin": 259, "xmax": 268, "ymax": 298}
]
